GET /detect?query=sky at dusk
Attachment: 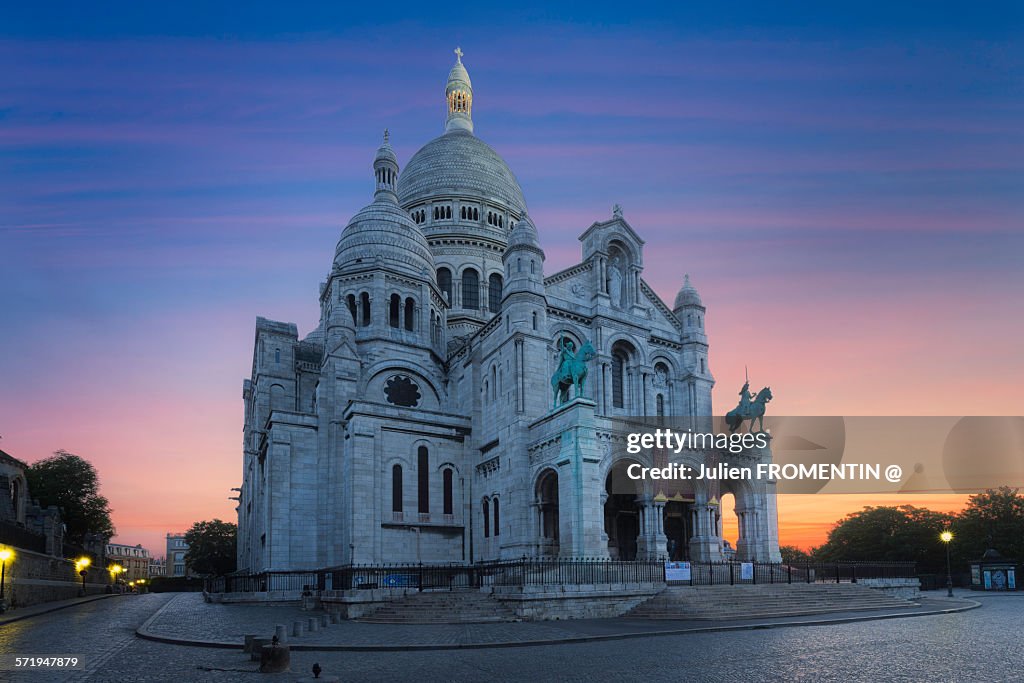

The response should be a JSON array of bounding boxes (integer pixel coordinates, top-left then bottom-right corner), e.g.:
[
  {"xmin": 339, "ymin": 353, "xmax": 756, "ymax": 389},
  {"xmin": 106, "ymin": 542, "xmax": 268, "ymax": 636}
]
[{"xmin": 2, "ymin": 2, "xmax": 1022, "ymax": 558}]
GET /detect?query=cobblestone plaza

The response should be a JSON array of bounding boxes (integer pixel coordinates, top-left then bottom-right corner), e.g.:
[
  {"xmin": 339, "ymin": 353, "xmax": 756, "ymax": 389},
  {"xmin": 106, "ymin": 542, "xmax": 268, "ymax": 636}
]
[{"xmin": 0, "ymin": 592, "xmax": 1018, "ymax": 682}]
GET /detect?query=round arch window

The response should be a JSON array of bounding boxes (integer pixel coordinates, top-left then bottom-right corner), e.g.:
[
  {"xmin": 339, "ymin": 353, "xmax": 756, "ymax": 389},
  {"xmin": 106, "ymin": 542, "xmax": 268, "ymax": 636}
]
[{"xmin": 384, "ymin": 375, "xmax": 421, "ymax": 407}]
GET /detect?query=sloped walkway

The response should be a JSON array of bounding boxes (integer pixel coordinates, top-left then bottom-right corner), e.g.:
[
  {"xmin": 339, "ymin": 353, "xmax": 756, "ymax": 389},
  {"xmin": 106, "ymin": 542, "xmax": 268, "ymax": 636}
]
[
  {"xmin": 137, "ymin": 592, "xmax": 980, "ymax": 651},
  {"xmin": 0, "ymin": 591, "xmax": 123, "ymax": 625}
]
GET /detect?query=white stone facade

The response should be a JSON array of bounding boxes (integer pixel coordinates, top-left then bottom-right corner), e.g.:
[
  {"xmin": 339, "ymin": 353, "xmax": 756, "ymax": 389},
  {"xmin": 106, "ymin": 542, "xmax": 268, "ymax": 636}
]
[{"xmin": 236, "ymin": 52, "xmax": 781, "ymax": 573}]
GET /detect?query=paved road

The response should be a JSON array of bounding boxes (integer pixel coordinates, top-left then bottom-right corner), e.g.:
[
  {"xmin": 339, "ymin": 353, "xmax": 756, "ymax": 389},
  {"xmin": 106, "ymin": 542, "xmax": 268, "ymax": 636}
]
[{"xmin": 1, "ymin": 592, "xmax": 1021, "ymax": 682}]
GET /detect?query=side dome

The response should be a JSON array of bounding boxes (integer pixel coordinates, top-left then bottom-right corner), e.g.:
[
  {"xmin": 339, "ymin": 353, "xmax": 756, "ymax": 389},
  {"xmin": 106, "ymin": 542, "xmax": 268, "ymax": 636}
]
[
  {"xmin": 505, "ymin": 214, "xmax": 541, "ymax": 254},
  {"xmin": 397, "ymin": 130, "xmax": 527, "ymax": 213},
  {"xmin": 334, "ymin": 133, "xmax": 435, "ymax": 278},
  {"xmin": 333, "ymin": 201, "xmax": 435, "ymax": 277}
]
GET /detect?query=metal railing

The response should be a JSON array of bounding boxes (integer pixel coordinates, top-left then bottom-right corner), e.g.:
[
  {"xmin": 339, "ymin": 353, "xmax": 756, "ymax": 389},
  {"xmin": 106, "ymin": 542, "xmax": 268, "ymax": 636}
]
[
  {"xmin": 205, "ymin": 559, "xmax": 917, "ymax": 594},
  {"xmin": 680, "ymin": 560, "xmax": 917, "ymax": 586}
]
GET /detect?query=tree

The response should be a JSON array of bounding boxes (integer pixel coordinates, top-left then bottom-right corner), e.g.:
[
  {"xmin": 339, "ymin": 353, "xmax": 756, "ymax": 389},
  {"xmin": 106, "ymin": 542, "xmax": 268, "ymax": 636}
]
[
  {"xmin": 25, "ymin": 450, "xmax": 115, "ymax": 546},
  {"xmin": 184, "ymin": 519, "xmax": 237, "ymax": 576},
  {"xmin": 779, "ymin": 545, "xmax": 813, "ymax": 564},
  {"xmin": 953, "ymin": 487, "xmax": 1024, "ymax": 566},
  {"xmin": 814, "ymin": 505, "xmax": 954, "ymax": 573}
]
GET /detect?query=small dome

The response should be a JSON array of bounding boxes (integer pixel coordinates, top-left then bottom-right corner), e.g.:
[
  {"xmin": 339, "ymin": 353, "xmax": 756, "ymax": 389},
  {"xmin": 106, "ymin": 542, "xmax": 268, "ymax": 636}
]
[
  {"xmin": 448, "ymin": 57, "xmax": 472, "ymax": 90},
  {"xmin": 334, "ymin": 199, "xmax": 434, "ymax": 278},
  {"xmin": 506, "ymin": 215, "xmax": 540, "ymax": 252},
  {"xmin": 674, "ymin": 274, "xmax": 703, "ymax": 308},
  {"xmin": 374, "ymin": 132, "xmax": 398, "ymax": 166}
]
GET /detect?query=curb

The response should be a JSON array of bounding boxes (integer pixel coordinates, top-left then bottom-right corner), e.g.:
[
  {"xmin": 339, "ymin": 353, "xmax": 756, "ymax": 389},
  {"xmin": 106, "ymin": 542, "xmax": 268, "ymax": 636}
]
[
  {"xmin": 135, "ymin": 597, "xmax": 982, "ymax": 652},
  {"xmin": 0, "ymin": 593, "xmax": 123, "ymax": 626}
]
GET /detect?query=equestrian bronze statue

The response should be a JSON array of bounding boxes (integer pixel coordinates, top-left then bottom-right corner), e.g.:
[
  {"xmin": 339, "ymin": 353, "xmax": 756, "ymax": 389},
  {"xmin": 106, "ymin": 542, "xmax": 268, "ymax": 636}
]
[{"xmin": 551, "ymin": 338, "xmax": 596, "ymax": 407}]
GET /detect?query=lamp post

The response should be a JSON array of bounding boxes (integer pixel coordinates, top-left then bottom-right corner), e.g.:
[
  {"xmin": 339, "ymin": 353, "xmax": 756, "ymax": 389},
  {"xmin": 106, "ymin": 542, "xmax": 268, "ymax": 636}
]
[
  {"xmin": 940, "ymin": 530, "xmax": 954, "ymax": 597},
  {"xmin": 75, "ymin": 557, "xmax": 91, "ymax": 597},
  {"xmin": 0, "ymin": 548, "xmax": 13, "ymax": 609},
  {"xmin": 108, "ymin": 564, "xmax": 123, "ymax": 593}
]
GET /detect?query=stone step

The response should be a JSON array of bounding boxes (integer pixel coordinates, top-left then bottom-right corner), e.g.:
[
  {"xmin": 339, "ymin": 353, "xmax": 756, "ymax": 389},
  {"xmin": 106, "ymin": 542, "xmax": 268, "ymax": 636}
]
[
  {"xmin": 355, "ymin": 590, "xmax": 518, "ymax": 624},
  {"xmin": 626, "ymin": 583, "xmax": 913, "ymax": 620}
]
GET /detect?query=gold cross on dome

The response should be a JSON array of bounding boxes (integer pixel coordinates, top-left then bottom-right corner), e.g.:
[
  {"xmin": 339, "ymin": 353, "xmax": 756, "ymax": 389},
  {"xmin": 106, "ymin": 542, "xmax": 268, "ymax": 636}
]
[{"xmin": 454, "ymin": 47, "xmax": 463, "ymax": 63}]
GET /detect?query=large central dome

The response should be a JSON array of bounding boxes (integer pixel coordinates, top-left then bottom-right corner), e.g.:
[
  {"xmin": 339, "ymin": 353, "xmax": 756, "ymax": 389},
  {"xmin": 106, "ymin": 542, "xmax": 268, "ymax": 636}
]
[
  {"xmin": 397, "ymin": 129, "xmax": 527, "ymax": 212},
  {"xmin": 392, "ymin": 48, "xmax": 534, "ymax": 335}
]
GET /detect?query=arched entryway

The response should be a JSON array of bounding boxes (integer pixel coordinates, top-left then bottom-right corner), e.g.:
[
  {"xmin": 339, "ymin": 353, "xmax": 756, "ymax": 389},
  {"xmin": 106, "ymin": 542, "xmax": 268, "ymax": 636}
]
[
  {"xmin": 661, "ymin": 481, "xmax": 696, "ymax": 561},
  {"xmin": 604, "ymin": 462, "xmax": 641, "ymax": 560},
  {"xmin": 535, "ymin": 469, "xmax": 559, "ymax": 556}
]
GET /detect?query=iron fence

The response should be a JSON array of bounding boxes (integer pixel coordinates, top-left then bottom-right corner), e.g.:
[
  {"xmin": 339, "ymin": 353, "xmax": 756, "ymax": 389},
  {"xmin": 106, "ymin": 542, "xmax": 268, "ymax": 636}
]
[
  {"xmin": 680, "ymin": 560, "xmax": 917, "ymax": 586},
  {"xmin": 205, "ymin": 558, "xmax": 917, "ymax": 593}
]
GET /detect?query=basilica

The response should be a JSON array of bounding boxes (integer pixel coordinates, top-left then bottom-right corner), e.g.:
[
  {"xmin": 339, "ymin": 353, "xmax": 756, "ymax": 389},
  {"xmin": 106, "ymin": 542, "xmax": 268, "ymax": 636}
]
[{"xmin": 235, "ymin": 50, "xmax": 782, "ymax": 573}]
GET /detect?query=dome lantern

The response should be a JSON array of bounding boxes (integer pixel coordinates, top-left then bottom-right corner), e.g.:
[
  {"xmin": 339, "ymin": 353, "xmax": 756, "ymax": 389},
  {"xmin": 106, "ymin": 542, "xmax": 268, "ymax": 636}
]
[
  {"xmin": 373, "ymin": 129, "xmax": 399, "ymax": 201},
  {"xmin": 445, "ymin": 47, "xmax": 474, "ymax": 134}
]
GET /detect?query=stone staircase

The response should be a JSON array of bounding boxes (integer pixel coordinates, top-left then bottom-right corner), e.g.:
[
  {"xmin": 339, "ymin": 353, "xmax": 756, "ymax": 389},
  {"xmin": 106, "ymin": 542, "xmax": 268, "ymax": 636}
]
[
  {"xmin": 356, "ymin": 589, "xmax": 518, "ymax": 624},
  {"xmin": 626, "ymin": 583, "xmax": 916, "ymax": 620}
]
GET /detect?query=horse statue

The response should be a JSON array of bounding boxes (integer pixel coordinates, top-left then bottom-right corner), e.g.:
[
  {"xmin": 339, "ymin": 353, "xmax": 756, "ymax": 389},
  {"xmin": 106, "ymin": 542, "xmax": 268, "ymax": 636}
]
[
  {"xmin": 726, "ymin": 384, "xmax": 773, "ymax": 434},
  {"xmin": 551, "ymin": 339, "xmax": 596, "ymax": 407}
]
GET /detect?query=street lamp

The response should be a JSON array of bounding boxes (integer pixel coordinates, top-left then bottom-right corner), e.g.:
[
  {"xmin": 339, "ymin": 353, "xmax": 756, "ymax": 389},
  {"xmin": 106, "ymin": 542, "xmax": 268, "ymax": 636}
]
[
  {"xmin": 0, "ymin": 548, "xmax": 13, "ymax": 609},
  {"xmin": 108, "ymin": 564, "xmax": 124, "ymax": 593},
  {"xmin": 75, "ymin": 557, "xmax": 91, "ymax": 597},
  {"xmin": 940, "ymin": 530, "xmax": 954, "ymax": 597}
]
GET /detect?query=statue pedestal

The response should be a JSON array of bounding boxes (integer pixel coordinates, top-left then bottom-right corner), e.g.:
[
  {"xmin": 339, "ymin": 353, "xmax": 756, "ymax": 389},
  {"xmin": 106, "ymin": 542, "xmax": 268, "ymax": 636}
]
[{"xmin": 529, "ymin": 398, "xmax": 609, "ymax": 559}]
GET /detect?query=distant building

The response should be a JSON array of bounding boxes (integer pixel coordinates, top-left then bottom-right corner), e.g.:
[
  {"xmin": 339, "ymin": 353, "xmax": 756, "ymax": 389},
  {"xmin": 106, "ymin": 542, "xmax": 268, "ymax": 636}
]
[
  {"xmin": 105, "ymin": 543, "xmax": 150, "ymax": 582},
  {"xmin": 166, "ymin": 534, "xmax": 190, "ymax": 577},
  {"xmin": 148, "ymin": 556, "xmax": 166, "ymax": 579}
]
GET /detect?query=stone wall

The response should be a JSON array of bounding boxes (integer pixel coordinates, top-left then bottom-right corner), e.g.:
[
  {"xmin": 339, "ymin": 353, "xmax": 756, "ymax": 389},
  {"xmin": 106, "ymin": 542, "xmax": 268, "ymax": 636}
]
[
  {"xmin": 4, "ymin": 548, "xmax": 109, "ymax": 609},
  {"xmin": 320, "ymin": 587, "xmax": 416, "ymax": 619},
  {"xmin": 858, "ymin": 577, "xmax": 920, "ymax": 600}
]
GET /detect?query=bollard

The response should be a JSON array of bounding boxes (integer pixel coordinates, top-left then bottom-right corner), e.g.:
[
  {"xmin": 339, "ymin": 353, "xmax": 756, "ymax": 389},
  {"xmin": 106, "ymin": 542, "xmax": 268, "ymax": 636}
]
[
  {"xmin": 320, "ymin": 614, "xmax": 329, "ymax": 627},
  {"xmin": 243, "ymin": 634, "xmax": 258, "ymax": 654},
  {"xmin": 329, "ymin": 611, "xmax": 339, "ymax": 624},
  {"xmin": 308, "ymin": 617, "xmax": 319, "ymax": 633},
  {"xmin": 274, "ymin": 624, "xmax": 288, "ymax": 645},
  {"xmin": 292, "ymin": 620, "xmax": 304, "ymax": 638}
]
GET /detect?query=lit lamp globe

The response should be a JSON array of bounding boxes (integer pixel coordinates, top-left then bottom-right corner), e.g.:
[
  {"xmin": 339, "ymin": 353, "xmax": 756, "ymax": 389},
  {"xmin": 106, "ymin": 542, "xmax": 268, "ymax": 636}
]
[{"xmin": 941, "ymin": 531, "xmax": 953, "ymax": 543}]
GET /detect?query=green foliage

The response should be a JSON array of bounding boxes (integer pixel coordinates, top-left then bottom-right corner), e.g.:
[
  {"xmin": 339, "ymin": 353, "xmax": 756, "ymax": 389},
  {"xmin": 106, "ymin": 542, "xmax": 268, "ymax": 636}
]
[
  {"xmin": 25, "ymin": 450, "xmax": 115, "ymax": 545},
  {"xmin": 183, "ymin": 519, "xmax": 237, "ymax": 577},
  {"xmin": 779, "ymin": 545, "xmax": 813, "ymax": 564},
  {"xmin": 814, "ymin": 505, "xmax": 955, "ymax": 573},
  {"xmin": 952, "ymin": 487, "xmax": 1024, "ymax": 565}
]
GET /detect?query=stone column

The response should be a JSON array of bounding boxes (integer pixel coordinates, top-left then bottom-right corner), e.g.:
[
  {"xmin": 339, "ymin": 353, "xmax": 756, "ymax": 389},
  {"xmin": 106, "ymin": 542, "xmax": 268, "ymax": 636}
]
[{"xmin": 635, "ymin": 495, "xmax": 668, "ymax": 560}]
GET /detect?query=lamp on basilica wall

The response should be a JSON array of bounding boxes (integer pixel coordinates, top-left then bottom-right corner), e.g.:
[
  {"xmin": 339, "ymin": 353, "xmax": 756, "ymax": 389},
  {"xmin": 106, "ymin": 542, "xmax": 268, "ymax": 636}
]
[{"xmin": 0, "ymin": 547, "xmax": 13, "ymax": 609}]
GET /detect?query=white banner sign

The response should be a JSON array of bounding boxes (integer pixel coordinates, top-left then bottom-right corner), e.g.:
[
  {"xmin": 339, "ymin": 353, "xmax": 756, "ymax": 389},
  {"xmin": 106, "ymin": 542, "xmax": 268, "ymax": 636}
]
[{"xmin": 665, "ymin": 561, "xmax": 691, "ymax": 582}]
